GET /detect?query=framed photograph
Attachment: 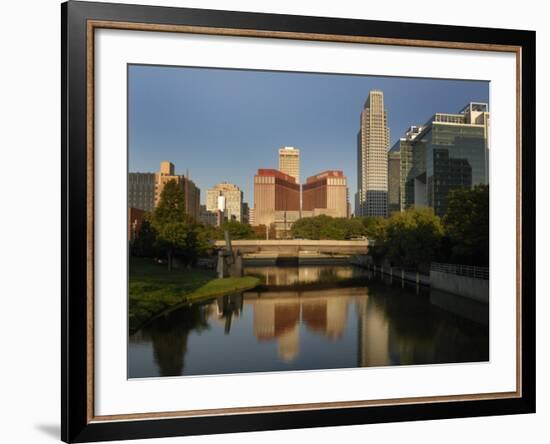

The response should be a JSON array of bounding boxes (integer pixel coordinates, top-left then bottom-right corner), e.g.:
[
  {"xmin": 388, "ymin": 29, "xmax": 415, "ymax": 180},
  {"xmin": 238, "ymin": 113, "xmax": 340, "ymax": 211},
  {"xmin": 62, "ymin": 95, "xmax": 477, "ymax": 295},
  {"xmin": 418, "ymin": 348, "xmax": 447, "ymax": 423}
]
[{"xmin": 62, "ymin": 1, "xmax": 536, "ymax": 442}]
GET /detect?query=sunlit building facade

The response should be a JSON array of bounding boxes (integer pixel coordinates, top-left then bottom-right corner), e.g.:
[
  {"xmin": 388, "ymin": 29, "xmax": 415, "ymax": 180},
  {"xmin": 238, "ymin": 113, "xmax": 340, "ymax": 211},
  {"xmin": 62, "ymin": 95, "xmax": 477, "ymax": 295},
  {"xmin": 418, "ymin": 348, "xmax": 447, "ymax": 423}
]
[
  {"xmin": 278, "ymin": 146, "xmax": 300, "ymax": 184},
  {"xmin": 206, "ymin": 182, "xmax": 244, "ymax": 223},
  {"xmin": 355, "ymin": 90, "xmax": 390, "ymax": 217},
  {"xmin": 253, "ymin": 169, "xmax": 300, "ymax": 237},
  {"xmin": 302, "ymin": 170, "xmax": 349, "ymax": 218}
]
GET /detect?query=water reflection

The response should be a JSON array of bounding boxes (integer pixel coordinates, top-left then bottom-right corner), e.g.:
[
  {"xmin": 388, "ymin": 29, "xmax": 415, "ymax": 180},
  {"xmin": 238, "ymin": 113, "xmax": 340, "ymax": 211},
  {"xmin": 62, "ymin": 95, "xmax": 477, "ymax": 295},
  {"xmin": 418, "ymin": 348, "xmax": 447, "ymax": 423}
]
[
  {"xmin": 246, "ymin": 265, "xmax": 369, "ymax": 286},
  {"xmin": 250, "ymin": 288, "xmax": 352, "ymax": 362},
  {"xmin": 128, "ymin": 265, "xmax": 489, "ymax": 378},
  {"xmin": 130, "ymin": 303, "xmax": 208, "ymax": 377}
]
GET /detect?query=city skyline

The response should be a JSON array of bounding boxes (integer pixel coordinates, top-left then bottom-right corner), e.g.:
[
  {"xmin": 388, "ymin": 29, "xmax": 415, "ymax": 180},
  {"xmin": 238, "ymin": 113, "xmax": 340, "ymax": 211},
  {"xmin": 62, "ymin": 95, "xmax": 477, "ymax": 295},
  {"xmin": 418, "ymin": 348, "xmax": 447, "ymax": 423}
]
[{"xmin": 128, "ymin": 64, "xmax": 489, "ymax": 211}]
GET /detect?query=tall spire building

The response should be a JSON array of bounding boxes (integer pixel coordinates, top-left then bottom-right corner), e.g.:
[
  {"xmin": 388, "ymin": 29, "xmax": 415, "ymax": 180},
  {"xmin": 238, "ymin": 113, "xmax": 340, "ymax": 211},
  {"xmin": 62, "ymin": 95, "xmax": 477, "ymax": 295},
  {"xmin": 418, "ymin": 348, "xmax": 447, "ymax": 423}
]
[{"xmin": 355, "ymin": 90, "xmax": 390, "ymax": 217}]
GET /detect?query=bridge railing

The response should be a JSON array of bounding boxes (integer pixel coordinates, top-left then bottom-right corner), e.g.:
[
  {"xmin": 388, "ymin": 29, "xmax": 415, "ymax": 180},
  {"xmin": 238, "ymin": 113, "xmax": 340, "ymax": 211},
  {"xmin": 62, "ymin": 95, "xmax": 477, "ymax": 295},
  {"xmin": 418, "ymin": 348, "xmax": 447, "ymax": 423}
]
[{"xmin": 431, "ymin": 262, "xmax": 489, "ymax": 280}]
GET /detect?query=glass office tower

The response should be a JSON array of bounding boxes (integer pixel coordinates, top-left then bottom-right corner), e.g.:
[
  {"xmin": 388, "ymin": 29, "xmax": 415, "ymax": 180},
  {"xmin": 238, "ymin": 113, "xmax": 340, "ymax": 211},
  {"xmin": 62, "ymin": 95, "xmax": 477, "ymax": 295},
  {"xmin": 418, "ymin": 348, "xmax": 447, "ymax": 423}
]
[
  {"xmin": 391, "ymin": 125, "xmax": 424, "ymax": 212},
  {"xmin": 425, "ymin": 104, "xmax": 489, "ymax": 216},
  {"xmin": 390, "ymin": 103, "xmax": 489, "ymax": 217}
]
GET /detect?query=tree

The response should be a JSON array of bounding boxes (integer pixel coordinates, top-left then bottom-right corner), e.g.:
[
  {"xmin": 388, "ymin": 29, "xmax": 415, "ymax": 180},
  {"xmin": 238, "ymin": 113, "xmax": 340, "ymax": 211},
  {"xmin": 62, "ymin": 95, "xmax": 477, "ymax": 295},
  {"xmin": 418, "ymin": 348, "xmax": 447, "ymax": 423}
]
[
  {"xmin": 291, "ymin": 215, "xmax": 372, "ymax": 240},
  {"xmin": 318, "ymin": 217, "xmax": 345, "ymax": 240},
  {"xmin": 443, "ymin": 185, "xmax": 489, "ymax": 266},
  {"xmin": 345, "ymin": 217, "xmax": 367, "ymax": 239},
  {"xmin": 219, "ymin": 220, "xmax": 256, "ymax": 240},
  {"xmin": 151, "ymin": 180, "xmax": 197, "ymax": 271},
  {"xmin": 130, "ymin": 215, "xmax": 157, "ymax": 258},
  {"xmin": 291, "ymin": 215, "xmax": 340, "ymax": 240},
  {"xmin": 384, "ymin": 208, "xmax": 444, "ymax": 269},
  {"xmin": 361, "ymin": 216, "xmax": 387, "ymax": 240},
  {"xmin": 361, "ymin": 217, "xmax": 388, "ymax": 263},
  {"xmin": 195, "ymin": 223, "xmax": 221, "ymax": 257}
]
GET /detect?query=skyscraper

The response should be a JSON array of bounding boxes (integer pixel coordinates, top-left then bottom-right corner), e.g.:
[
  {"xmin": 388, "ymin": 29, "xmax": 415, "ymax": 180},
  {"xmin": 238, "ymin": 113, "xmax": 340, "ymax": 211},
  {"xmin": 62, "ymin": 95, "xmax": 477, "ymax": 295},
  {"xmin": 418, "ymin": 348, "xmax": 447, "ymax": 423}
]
[
  {"xmin": 278, "ymin": 146, "xmax": 300, "ymax": 184},
  {"xmin": 355, "ymin": 90, "xmax": 390, "ymax": 217}
]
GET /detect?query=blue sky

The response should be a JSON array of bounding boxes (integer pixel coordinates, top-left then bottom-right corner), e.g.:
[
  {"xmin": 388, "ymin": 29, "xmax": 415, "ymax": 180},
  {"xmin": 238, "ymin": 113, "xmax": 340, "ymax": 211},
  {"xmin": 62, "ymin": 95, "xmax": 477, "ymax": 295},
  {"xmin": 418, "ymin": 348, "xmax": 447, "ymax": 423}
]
[{"xmin": 128, "ymin": 64, "xmax": 489, "ymax": 206}]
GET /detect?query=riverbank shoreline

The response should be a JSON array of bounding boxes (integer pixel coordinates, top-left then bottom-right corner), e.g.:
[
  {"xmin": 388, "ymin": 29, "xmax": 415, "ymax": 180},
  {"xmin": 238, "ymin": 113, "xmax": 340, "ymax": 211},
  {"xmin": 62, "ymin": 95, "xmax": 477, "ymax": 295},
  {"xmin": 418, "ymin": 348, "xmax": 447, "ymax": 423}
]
[{"xmin": 129, "ymin": 257, "xmax": 259, "ymax": 333}]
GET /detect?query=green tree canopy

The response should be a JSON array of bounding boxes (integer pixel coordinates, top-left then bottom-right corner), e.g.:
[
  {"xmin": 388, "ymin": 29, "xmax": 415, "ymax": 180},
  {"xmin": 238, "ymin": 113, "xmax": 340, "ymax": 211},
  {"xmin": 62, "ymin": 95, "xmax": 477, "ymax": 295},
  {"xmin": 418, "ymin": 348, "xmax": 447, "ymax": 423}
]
[
  {"xmin": 130, "ymin": 214, "xmax": 157, "ymax": 257},
  {"xmin": 219, "ymin": 220, "xmax": 257, "ymax": 240},
  {"xmin": 383, "ymin": 207, "xmax": 444, "ymax": 269},
  {"xmin": 195, "ymin": 223, "xmax": 220, "ymax": 256},
  {"xmin": 290, "ymin": 215, "xmax": 377, "ymax": 240},
  {"xmin": 361, "ymin": 216, "xmax": 387, "ymax": 240},
  {"xmin": 151, "ymin": 180, "xmax": 198, "ymax": 270},
  {"xmin": 443, "ymin": 185, "xmax": 489, "ymax": 266},
  {"xmin": 291, "ymin": 215, "xmax": 336, "ymax": 240},
  {"xmin": 152, "ymin": 180, "xmax": 186, "ymax": 225},
  {"xmin": 291, "ymin": 215, "xmax": 379, "ymax": 240}
]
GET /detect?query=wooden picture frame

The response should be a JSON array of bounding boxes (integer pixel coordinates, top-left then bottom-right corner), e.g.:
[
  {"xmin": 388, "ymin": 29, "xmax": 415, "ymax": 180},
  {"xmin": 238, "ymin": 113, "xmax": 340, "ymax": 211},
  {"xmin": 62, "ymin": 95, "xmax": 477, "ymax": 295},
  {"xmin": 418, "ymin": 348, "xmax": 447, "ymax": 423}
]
[{"xmin": 62, "ymin": 1, "xmax": 536, "ymax": 442}]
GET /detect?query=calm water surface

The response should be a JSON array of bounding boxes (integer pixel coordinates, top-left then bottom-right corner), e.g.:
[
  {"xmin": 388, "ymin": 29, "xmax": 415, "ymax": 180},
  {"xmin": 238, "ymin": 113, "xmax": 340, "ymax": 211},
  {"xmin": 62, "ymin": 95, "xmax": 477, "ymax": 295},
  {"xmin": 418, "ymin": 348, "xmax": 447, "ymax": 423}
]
[{"xmin": 128, "ymin": 265, "xmax": 489, "ymax": 378}]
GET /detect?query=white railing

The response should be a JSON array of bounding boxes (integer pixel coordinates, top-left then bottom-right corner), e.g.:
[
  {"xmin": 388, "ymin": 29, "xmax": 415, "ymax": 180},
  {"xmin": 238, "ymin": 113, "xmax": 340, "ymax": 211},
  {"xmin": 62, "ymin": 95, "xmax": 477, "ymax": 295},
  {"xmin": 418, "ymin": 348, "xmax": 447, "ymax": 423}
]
[{"xmin": 431, "ymin": 262, "xmax": 489, "ymax": 280}]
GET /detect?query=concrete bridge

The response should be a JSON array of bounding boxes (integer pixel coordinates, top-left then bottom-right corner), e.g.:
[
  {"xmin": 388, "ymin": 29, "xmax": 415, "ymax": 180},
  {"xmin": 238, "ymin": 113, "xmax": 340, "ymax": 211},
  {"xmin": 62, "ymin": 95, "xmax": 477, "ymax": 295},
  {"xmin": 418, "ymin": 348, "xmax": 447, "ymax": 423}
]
[{"xmin": 213, "ymin": 239, "xmax": 369, "ymax": 256}]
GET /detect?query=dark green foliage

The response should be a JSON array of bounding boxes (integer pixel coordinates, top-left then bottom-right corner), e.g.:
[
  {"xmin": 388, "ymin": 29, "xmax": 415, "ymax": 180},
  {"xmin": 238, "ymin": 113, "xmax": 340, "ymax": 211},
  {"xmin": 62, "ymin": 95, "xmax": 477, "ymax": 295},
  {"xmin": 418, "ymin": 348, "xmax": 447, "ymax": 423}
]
[
  {"xmin": 195, "ymin": 223, "xmax": 219, "ymax": 256},
  {"xmin": 290, "ymin": 214, "xmax": 391, "ymax": 241},
  {"xmin": 443, "ymin": 185, "xmax": 489, "ymax": 266},
  {"xmin": 219, "ymin": 220, "xmax": 257, "ymax": 240},
  {"xmin": 365, "ymin": 187, "xmax": 489, "ymax": 268},
  {"xmin": 151, "ymin": 180, "xmax": 199, "ymax": 270},
  {"xmin": 291, "ymin": 215, "xmax": 366, "ymax": 240},
  {"xmin": 130, "ymin": 215, "xmax": 157, "ymax": 257},
  {"xmin": 290, "ymin": 215, "xmax": 326, "ymax": 239},
  {"xmin": 316, "ymin": 215, "xmax": 345, "ymax": 240},
  {"xmin": 153, "ymin": 180, "xmax": 187, "ymax": 224},
  {"xmin": 361, "ymin": 216, "xmax": 387, "ymax": 240},
  {"xmin": 383, "ymin": 207, "xmax": 444, "ymax": 268}
]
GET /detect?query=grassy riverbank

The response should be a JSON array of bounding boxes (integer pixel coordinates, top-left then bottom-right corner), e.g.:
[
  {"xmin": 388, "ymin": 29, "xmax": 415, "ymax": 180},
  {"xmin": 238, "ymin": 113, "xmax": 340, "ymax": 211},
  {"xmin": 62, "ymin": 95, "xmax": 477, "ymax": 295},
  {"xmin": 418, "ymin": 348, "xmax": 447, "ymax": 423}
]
[{"xmin": 129, "ymin": 257, "xmax": 259, "ymax": 332}]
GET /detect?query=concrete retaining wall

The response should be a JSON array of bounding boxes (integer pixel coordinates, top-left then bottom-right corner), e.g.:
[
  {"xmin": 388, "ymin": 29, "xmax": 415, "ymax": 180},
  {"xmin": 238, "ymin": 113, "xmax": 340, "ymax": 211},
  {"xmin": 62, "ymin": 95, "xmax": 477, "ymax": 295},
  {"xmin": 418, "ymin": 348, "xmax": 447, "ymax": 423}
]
[{"xmin": 430, "ymin": 270, "xmax": 489, "ymax": 303}]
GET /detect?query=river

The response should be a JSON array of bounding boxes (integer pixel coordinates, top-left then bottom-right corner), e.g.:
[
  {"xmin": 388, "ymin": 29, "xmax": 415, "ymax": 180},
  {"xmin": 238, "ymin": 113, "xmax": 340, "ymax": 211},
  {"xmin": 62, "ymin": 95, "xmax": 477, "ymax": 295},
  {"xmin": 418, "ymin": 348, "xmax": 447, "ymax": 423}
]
[{"xmin": 128, "ymin": 264, "xmax": 489, "ymax": 378}]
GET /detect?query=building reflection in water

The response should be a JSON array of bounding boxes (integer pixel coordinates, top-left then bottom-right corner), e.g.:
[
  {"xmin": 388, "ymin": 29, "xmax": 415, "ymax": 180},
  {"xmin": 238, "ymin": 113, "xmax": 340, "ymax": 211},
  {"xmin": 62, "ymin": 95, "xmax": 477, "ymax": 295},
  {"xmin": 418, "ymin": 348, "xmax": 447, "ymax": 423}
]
[
  {"xmin": 246, "ymin": 288, "xmax": 352, "ymax": 362},
  {"xmin": 129, "ymin": 266, "xmax": 489, "ymax": 378},
  {"xmin": 356, "ymin": 296, "xmax": 390, "ymax": 367},
  {"xmin": 208, "ymin": 294, "xmax": 243, "ymax": 334},
  {"xmin": 246, "ymin": 265, "xmax": 366, "ymax": 286},
  {"xmin": 130, "ymin": 303, "xmax": 209, "ymax": 377}
]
